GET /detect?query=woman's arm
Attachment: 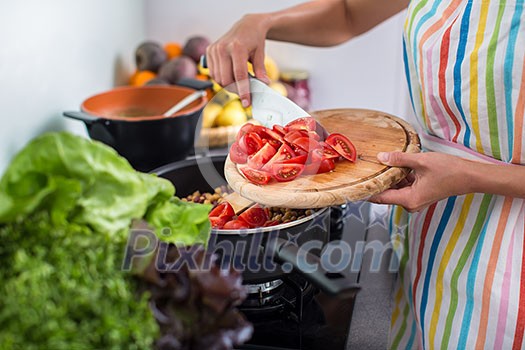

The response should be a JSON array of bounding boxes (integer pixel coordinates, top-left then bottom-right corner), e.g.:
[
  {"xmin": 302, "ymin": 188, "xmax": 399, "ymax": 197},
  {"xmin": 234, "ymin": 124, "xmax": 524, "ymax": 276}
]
[
  {"xmin": 369, "ymin": 152, "xmax": 525, "ymax": 212},
  {"xmin": 206, "ymin": 0, "xmax": 409, "ymax": 106}
]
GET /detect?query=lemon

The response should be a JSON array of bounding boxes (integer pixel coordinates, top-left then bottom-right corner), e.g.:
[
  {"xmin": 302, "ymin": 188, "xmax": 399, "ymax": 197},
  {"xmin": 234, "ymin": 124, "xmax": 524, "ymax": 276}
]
[
  {"xmin": 269, "ymin": 81, "xmax": 287, "ymax": 96},
  {"xmin": 215, "ymin": 100, "xmax": 248, "ymax": 126},
  {"xmin": 264, "ymin": 56, "xmax": 280, "ymax": 81},
  {"xmin": 201, "ymin": 103, "xmax": 222, "ymax": 128}
]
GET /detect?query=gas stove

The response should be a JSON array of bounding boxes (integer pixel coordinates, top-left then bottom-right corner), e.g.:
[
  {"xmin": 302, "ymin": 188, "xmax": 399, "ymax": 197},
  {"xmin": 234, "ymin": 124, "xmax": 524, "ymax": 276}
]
[
  {"xmin": 237, "ymin": 274, "xmax": 355, "ymax": 350},
  {"xmin": 234, "ymin": 205, "xmax": 365, "ymax": 350}
]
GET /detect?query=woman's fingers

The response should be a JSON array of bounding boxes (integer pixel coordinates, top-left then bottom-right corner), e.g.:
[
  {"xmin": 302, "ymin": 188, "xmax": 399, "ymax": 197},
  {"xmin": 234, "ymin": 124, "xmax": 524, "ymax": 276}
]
[{"xmin": 377, "ymin": 151, "xmax": 423, "ymax": 169}]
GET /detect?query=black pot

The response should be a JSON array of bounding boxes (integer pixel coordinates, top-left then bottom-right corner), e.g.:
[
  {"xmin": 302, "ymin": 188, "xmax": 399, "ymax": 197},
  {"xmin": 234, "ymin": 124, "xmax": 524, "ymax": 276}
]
[
  {"xmin": 152, "ymin": 155, "xmax": 360, "ymax": 298},
  {"xmin": 63, "ymin": 85, "xmax": 207, "ymax": 172}
]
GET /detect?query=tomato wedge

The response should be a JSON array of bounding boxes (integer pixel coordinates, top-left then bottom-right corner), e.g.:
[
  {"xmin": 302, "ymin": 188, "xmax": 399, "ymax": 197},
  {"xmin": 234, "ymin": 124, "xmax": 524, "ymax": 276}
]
[
  {"xmin": 279, "ymin": 154, "xmax": 308, "ymax": 165},
  {"xmin": 263, "ymin": 220, "xmax": 280, "ymax": 227},
  {"xmin": 209, "ymin": 216, "xmax": 229, "ymax": 229},
  {"xmin": 284, "ymin": 130, "xmax": 308, "ymax": 144},
  {"xmin": 261, "ymin": 144, "xmax": 296, "ymax": 171},
  {"xmin": 223, "ymin": 219, "xmax": 250, "ymax": 230},
  {"xmin": 271, "ymin": 163, "xmax": 304, "ymax": 182},
  {"xmin": 272, "ymin": 124, "xmax": 286, "ymax": 137},
  {"xmin": 247, "ymin": 143, "xmax": 277, "ymax": 169},
  {"xmin": 326, "ymin": 133, "xmax": 357, "ymax": 162},
  {"xmin": 239, "ymin": 166, "xmax": 272, "ymax": 185},
  {"xmin": 319, "ymin": 141, "xmax": 340, "ymax": 159},
  {"xmin": 209, "ymin": 202, "xmax": 235, "ymax": 219},
  {"xmin": 238, "ymin": 205, "xmax": 269, "ymax": 228},
  {"xmin": 285, "ymin": 117, "xmax": 317, "ymax": 132},
  {"xmin": 229, "ymin": 142, "xmax": 248, "ymax": 164},
  {"xmin": 239, "ymin": 132, "xmax": 263, "ymax": 155},
  {"xmin": 292, "ymin": 137, "xmax": 320, "ymax": 152}
]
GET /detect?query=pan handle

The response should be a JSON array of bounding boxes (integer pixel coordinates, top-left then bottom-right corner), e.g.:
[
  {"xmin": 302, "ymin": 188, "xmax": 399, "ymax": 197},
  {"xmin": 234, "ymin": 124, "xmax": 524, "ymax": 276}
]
[
  {"xmin": 273, "ymin": 237, "xmax": 360, "ymax": 299},
  {"xmin": 63, "ymin": 111, "xmax": 100, "ymax": 125}
]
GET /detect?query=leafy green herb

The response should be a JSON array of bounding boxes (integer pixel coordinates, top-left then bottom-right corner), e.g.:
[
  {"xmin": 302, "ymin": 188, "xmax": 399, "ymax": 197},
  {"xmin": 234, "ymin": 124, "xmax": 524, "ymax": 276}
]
[{"xmin": 0, "ymin": 132, "xmax": 214, "ymax": 349}]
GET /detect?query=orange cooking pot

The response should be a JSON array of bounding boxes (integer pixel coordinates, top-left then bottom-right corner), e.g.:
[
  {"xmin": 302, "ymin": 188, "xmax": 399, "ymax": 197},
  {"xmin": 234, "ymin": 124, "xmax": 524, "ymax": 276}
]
[{"xmin": 63, "ymin": 85, "xmax": 207, "ymax": 171}]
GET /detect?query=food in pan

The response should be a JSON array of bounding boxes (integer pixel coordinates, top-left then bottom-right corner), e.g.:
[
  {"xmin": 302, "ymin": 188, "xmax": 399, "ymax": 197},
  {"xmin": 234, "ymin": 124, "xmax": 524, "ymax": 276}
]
[{"xmin": 229, "ymin": 117, "xmax": 356, "ymax": 184}]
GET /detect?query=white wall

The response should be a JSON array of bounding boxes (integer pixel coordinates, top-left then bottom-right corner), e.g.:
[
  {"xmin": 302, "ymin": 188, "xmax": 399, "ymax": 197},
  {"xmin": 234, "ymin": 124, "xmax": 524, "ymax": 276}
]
[
  {"xmin": 0, "ymin": 0, "xmax": 145, "ymax": 173},
  {"xmin": 144, "ymin": 0, "xmax": 413, "ymax": 118}
]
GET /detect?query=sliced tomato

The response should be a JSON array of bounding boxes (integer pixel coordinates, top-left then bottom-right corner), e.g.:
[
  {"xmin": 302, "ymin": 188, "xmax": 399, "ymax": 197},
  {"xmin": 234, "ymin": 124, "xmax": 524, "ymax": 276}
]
[
  {"xmin": 319, "ymin": 141, "xmax": 341, "ymax": 159},
  {"xmin": 236, "ymin": 123, "xmax": 256, "ymax": 142},
  {"xmin": 247, "ymin": 143, "xmax": 277, "ymax": 169},
  {"xmin": 209, "ymin": 216, "xmax": 229, "ymax": 229},
  {"xmin": 271, "ymin": 163, "xmax": 304, "ymax": 182},
  {"xmin": 239, "ymin": 166, "xmax": 272, "ymax": 185},
  {"xmin": 229, "ymin": 142, "xmax": 248, "ymax": 164},
  {"xmin": 303, "ymin": 158, "xmax": 335, "ymax": 175},
  {"xmin": 263, "ymin": 220, "xmax": 280, "ymax": 227},
  {"xmin": 279, "ymin": 154, "xmax": 308, "ymax": 165},
  {"xmin": 238, "ymin": 205, "xmax": 269, "ymax": 228},
  {"xmin": 285, "ymin": 117, "xmax": 317, "ymax": 132},
  {"xmin": 292, "ymin": 136, "xmax": 320, "ymax": 152},
  {"xmin": 261, "ymin": 144, "xmax": 296, "ymax": 171},
  {"xmin": 308, "ymin": 131, "xmax": 321, "ymax": 141},
  {"xmin": 292, "ymin": 145, "xmax": 308, "ymax": 156},
  {"xmin": 326, "ymin": 133, "xmax": 357, "ymax": 162},
  {"xmin": 272, "ymin": 124, "xmax": 286, "ymax": 137},
  {"xmin": 209, "ymin": 202, "xmax": 235, "ymax": 219},
  {"xmin": 223, "ymin": 219, "xmax": 250, "ymax": 230},
  {"xmin": 284, "ymin": 130, "xmax": 308, "ymax": 144},
  {"xmin": 239, "ymin": 132, "xmax": 263, "ymax": 155}
]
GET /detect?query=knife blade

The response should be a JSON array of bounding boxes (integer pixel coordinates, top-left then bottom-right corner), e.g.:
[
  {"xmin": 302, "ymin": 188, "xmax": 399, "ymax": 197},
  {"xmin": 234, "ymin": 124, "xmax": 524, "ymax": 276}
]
[{"xmin": 200, "ymin": 55, "xmax": 309, "ymax": 127}]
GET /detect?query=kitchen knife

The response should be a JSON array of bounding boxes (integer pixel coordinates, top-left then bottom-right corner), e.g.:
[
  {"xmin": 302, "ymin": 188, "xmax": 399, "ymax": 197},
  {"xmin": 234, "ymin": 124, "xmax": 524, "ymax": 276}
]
[{"xmin": 200, "ymin": 55, "xmax": 309, "ymax": 128}]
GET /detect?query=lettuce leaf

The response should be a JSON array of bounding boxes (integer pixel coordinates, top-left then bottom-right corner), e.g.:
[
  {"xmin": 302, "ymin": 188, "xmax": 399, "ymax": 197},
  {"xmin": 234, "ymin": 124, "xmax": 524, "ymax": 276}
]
[{"xmin": 0, "ymin": 132, "xmax": 210, "ymax": 245}]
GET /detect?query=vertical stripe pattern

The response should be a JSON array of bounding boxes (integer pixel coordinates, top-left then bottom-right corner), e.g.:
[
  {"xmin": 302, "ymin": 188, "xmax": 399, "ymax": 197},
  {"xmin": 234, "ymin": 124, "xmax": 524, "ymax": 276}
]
[{"xmin": 390, "ymin": 0, "xmax": 525, "ymax": 348}]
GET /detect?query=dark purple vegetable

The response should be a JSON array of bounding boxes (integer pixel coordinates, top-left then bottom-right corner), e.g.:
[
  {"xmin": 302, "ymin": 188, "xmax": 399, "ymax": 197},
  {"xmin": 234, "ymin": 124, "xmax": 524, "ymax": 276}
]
[{"xmin": 139, "ymin": 244, "xmax": 252, "ymax": 350}]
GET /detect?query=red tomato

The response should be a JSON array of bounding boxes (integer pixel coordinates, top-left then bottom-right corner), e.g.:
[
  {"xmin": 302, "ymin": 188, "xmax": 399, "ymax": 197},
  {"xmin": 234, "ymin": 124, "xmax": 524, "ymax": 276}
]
[
  {"xmin": 209, "ymin": 202, "xmax": 235, "ymax": 219},
  {"xmin": 247, "ymin": 143, "xmax": 277, "ymax": 169},
  {"xmin": 229, "ymin": 142, "xmax": 248, "ymax": 164},
  {"xmin": 319, "ymin": 141, "xmax": 341, "ymax": 159},
  {"xmin": 279, "ymin": 154, "xmax": 308, "ymax": 165},
  {"xmin": 303, "ymin": 158, "xmax": 335, "ymax": 175},
  {"xmin": 308, "ymin": 131, "xmax": 321, "ymax": 141},
  {"xmin": 292, "ymin": 137, "xmax": 320, "ymax": 152},
  {"xmin": 271, "ymin": 163, "xmax": 305, "ymax": 182},
  {"xmin": 284, "ymin": 130, "xmax": 308, "ymax": 144},
  {"xmin": 236, "ymin": 123, "xmax": 256, "ymax": 142},
  {"xmin": 209, "ymin": 216, "xmax": 228, "ymax": 229},
  {"xmin": 238, "ymin": 205, "xmax": 269, "ymax": 228},
  {"xmin": 223, "ymin": 219, "xmax": 250, "ymax": 230},
  {"xmin": 263, "ymin": 220, "xmax": 280, "ymax": 227},
  {"xmin": 285, "ymin": 117, "xmax": 317, "ymax": 132},
  {"xmin": 272, "ymin": 124, "xmax": 286, "ymax": 137},
  {"xmin": 326, "ymin": 133, "xmax": 357, "ymax": 162},
  {"xmin": 263, "ymin": 128, "xmax": 284, "ymax": 143},
  {"xmin": 239, "ymin": 166, "xmax": 272, "ymax": 185},
  {"xmin": 239, "ymin": 132, "xmax": 263, "ymax": 155},
  {"xmin": 261, "ymin": 144, "xmax": 296, "ymax": 171}
]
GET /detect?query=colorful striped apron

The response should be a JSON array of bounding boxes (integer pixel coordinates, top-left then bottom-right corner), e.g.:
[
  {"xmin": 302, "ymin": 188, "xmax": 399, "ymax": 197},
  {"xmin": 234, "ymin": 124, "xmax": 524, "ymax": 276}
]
[{"xmin": 389, "ymin": 0, "xmax": 525, "ymax": 348}]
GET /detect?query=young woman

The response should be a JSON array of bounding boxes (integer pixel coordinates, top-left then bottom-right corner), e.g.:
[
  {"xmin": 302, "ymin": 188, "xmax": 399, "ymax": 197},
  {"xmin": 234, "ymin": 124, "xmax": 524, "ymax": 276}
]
[{"xmin": 206, "ymin": 0, "xmax": 525, "ymax": 348}]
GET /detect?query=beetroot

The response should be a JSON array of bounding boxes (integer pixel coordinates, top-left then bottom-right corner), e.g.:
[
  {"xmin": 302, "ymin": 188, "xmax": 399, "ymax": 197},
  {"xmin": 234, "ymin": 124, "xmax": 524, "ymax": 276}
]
[
  {"xmin": 135, "ymin": 41, "xmax": 168, "ymax": 73},
  {"xmin": 183, "ymin": 36, "xmax": 211, "ymax": 63},
  {"xmin": 158, "ymin": 56, "xmax": 198, "ymax": 84}
]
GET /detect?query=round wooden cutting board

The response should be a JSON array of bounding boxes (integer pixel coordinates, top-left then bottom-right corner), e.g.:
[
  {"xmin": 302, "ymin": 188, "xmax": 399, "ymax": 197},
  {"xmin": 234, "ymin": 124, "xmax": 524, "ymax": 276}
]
[{"xmin": 224, "ymin": 108, "xmax": 421, "ymax": 208}]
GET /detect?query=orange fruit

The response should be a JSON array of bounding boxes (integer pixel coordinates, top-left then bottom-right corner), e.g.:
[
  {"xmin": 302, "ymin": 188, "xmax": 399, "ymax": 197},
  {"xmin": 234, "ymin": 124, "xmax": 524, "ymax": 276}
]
[
  {"xmin": 130, "ymin": 70, "xmax": 157, "ymax": 86},
  {"xmin": 164, "ymin": 42, "xmax": 183, "ymax": 59}
]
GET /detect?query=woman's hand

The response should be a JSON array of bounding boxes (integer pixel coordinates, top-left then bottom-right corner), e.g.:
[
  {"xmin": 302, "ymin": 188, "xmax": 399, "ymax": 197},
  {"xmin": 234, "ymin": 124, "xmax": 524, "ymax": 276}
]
[
  {"xmin": 206, "ymin": 14, "xmax": 271, "ymax": 107},
  {"xmin": 369, "ymin": 152, "xmax": 472, "ymax": 212}
]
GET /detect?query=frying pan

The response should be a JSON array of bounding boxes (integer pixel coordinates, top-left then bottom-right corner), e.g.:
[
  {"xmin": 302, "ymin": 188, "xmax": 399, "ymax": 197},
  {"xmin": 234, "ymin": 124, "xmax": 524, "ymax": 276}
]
[{"xmin": 152, "ymin": 155, "xmax": 360, "ymax": 298}]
